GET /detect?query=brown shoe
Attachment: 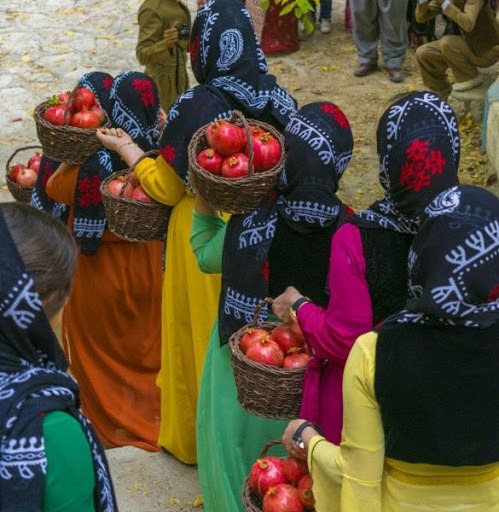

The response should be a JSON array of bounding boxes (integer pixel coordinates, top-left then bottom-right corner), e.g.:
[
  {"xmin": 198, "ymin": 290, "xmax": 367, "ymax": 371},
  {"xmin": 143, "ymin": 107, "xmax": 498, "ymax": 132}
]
[
  {"xmin": 387, "ymin": 68, "xmax": 404, "ymax": 83},
  {"xmin": 354, "ymin": 63, "xmax": 378, "ymax": 77}
]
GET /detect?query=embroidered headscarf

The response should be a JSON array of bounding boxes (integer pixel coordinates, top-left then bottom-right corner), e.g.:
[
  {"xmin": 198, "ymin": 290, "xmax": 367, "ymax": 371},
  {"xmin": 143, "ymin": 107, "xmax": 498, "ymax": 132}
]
[
  {"xmin": 218, "ymin": 102, "xmax": 354, "ymax": 344},
  {"xmin": 385, "ymin": 185, "xmax": 499, "ymax": 328},
  {"xmin": 351, "ymin": 91, "xmax": 460, "ymax": 234},
  {"xmin": 0, "ymin": 205, "xmax": 117, "ymax": 511},
  {"xmin": 159, "ymin": 0, "xmax": 297, "ymax": 181},
  {"xmin": 31, "ymin": 71, "xmax": 115, "ymax": 255}
]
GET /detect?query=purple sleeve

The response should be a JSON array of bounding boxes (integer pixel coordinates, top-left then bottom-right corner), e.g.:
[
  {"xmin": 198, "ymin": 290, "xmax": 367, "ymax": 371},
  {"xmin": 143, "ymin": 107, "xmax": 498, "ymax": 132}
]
[{"xmin": 297, "ymin": 223, "xmax": 373, "ymax": 365}]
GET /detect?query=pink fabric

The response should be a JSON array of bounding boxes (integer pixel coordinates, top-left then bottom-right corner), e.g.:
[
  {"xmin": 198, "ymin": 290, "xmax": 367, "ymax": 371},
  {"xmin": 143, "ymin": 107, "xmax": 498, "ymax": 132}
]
[
  {"xmin": 297, "ymin": 222, "xmax": 373, "ymax": 444},
  {"xmin": 345, "ymin": 0, "xmax": 352, "ymax": 32}
]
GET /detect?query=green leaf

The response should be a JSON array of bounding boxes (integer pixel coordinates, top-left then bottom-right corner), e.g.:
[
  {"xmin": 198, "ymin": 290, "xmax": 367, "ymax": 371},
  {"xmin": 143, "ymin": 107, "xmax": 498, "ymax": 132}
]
[
  {"xmin": 261, "ymin": 0, "xmax": 270, "ymax": 9},
  {"xmin": 294, "ymin": 6, "xmax": 301, "ymax": 17},
  {"xmin": 303, "ymin": 15, "xmax": 314, "ymax": 33},
  {"xmin": 279, "ymin": 2, "xmax": 295, "ymax": 16}
]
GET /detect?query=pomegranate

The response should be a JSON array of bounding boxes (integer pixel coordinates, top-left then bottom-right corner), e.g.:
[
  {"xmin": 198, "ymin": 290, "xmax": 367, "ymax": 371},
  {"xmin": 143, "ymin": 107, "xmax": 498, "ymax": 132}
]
[
  {"xmin": 44, "ymin": 104, "xmax": 68, "ymax": 126},
  {"xmin": 249, "ymin": 457, "xmax": 287, "ymax": 497},
  {"xmin": 239, "ymin": 327, "xmax": 270, "ymax": 354},
  {"xmin": 16, "ymin": 168, "xmax": 37, "ymax": 188},
  {"xmin": 8, "ymin": 164, "xmax": 26, "ymax": 181},
  {"xmin": 73, "ymin": 87, "xmax": 96, "ymax": 111},
  {"xmin": 249, "ymin": 125, "xmax": 265, "ymax": 138},
  {"xmin": 197, "ymin": 148, "xmax": 224, "ymax": 175},
  {"xmin": 91, "ymin": 106, "xmax": 106, "ymax": 124},
  {"xmin": 282, "ymin": 456, "xmax": 309, "ymax": 485},
  {"xmin": 290, "ymin": 323, "xmax": 306, "ymax": 343},
  {"xmin": 297, "ymin": 475, "xmax": 315, "ymax": 510},
  {"xmin": 107, "ymin": 178, "xmax": 127, "ymax": 197},
  {"xmin": 221, "ymin": 153, "xmax": 249, "ymax": 179},
  {"xmin": 283, "ymin": 352, "xmax": 310, "ymax": 369},
  {"xmin": 270, "ymin": 325, "xmax": 305, "ymax": 355},
  {"xmin": 263, "ymin": 484, "xmax": 304, "ymax": 512},
  {"xmin": 247, "ymin": 132, "xmax": 282, "ymax": 172},
  {"xmin": 132, "ymin": 186, "xmax": 154, "ymax": 203},
  {"xmin": 245, "ymin": 338, "xmax": 284, "ymax": 367},
  {"xmin": 206, "ymin": 120, "xmax": 246, "ymax": 156},
  {"xmin": 70, "ymin": 108, "xmax": 101, "ymax": 129},
  {"xmin": 57, "ymin": 91, "xmax": 71, "ymax": 104},
  {"xmin": 28, "ymin": 153, "xmax": 42, "ymax": 174}
]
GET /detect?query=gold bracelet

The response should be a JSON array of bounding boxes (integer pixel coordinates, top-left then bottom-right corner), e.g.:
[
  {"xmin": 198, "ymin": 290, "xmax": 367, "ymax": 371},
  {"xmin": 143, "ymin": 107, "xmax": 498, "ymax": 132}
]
[{"xmin": 117, "ymin": 141, "xmax": 136, "ymax": 152}]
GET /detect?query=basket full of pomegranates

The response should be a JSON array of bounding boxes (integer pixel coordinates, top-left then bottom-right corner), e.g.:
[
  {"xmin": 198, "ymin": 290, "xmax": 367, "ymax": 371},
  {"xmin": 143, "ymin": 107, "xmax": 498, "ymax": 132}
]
[
  {"xmin": 100, "ymin": 151, "xmax": 171, "ymax": 242},
  {"xmin": 188, "ymin": 110, "xmax": 285, "ymax": 214},
  {"xmin": 34, "ymin": 85, "xmax": 110, "ymax": 165},
  {"xmin": 242, "ymin": 440, "xmax": 316, "ymax": 512},
  {"xmin": 5, "ymin": 145, "xmax": 43, "ymax": 203},
  {"xmin": 229, "ymin": 299, "xmax": 310, "ymax": 420}
]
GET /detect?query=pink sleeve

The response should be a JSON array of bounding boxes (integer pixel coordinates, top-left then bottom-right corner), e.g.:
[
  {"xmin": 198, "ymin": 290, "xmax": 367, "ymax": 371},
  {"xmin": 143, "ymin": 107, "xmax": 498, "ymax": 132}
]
[{"xmin": 297, "ymin": 223, "xmax": 373, "ymax": 365}]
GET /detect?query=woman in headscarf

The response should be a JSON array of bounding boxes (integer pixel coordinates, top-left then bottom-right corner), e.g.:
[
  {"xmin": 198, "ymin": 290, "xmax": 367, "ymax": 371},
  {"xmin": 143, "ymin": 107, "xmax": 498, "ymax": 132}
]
[
  {"xmin": 273, "ymin": 91, "xmax": 460, "ymax": 444},
  {"xmin": 44, "ymin": 71, "xmax": 163, "ymax": 451},
  {"xmin": 0, "ymin": 203, "xmax": 118, "ymax": 512},
  {"xmin": 96, "ymin": 0, "xmax": 297, "ymax": 464},
  {"xmin": 282, "ymin": 184, "xmax": 499, "ymax": 512},
  {"xmin": 191, "ymin": 102, "xmax": 354, "ymax": 512}
]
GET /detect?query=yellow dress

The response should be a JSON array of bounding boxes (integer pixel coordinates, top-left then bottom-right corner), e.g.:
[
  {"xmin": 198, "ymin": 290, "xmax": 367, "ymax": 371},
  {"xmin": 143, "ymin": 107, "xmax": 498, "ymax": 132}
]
[
  {"xmin": 308, "ymin": 331, "xmax": 499, "ymax": 512},
  {"xmin": 135, "ymin": 156, "xmax": 221, "ymax": 464}
]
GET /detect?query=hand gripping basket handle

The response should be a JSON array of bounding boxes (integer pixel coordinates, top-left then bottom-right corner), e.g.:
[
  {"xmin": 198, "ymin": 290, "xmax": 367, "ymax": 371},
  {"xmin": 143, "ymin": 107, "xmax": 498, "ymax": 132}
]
[
  {"xmin": 117, "ymin": 149, "xmax": 160, "ymax": 199},
  {"xmin": 6, "ymin": 145, "xmax": 43, "ymax": 171},
  {"xmin": 258, "ymin": 440, "xmax": 283, "ymax": 458},
  {"xmin": 231, "ymin": 110, "xmax": 254, "ymax": 177},
  {"xmin": 251, "ymin": 298, "xmax": 274, "ymax": 327}
]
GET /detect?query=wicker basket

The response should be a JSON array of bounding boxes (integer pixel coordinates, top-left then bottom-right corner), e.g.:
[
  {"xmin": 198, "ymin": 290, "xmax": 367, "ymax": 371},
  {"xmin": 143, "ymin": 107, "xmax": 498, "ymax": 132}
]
[
  {"xmin": 229, "ymin": 299, "xmax": 307, "ymax": 420},
  {"xmin": 33, "ymin": 85, "xmax": 111, "ymax": 165},
  {"xmin": 5, "ymin": 145, "xmax": 43, "ymax": 203},
  {"xmin": 100, "ymin": 151, "xmax": 171, "ymax": 242},
  {"xmin": 188, "ymin": 110, "xmax": 285, "ymax": 214}
]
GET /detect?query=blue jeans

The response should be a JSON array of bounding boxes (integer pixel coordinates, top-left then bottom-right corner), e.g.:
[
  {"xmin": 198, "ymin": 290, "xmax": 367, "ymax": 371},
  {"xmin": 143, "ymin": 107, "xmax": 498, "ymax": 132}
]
[{"xmin": 313, "ymin": 0, "xmax": 332, "ymax": 21}]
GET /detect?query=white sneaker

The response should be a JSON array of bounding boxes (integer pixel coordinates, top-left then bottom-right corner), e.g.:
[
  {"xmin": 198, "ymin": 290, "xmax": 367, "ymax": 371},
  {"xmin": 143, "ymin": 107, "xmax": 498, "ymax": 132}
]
[
  {"xmin": 452, "ymin": 75, "xmax": 484, "ymax": 92},
  {"xmin": 320, "ymin": 19, "xmax": 331, "ymax": 34}
]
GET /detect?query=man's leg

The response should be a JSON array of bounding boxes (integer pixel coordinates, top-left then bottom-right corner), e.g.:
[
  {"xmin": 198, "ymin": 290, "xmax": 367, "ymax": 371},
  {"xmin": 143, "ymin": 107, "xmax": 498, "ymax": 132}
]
[
  {"xmin": 378, "ymin": 0, "xmax": 409, "ymax": 79},
  {"xmin": 351, "ymin": 0, "xmax": 380, "ymax": 68},
  {"xmin": 416, "ymin": 38, "xmax": 452, "ymax": 98}
]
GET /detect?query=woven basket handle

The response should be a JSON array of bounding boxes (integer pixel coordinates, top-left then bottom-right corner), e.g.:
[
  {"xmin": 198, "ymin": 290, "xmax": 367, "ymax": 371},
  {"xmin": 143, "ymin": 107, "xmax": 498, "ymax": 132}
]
[
  {"xmin": 62, "ymin": 86, "xmax": 78, "ymax": 126},
  {"xmin": 259, "ymin": 440, "xmax": 282, "ymax": 458},
  {"xmin": 251, "ymin": 298, "xmax": 273, "ymax": 327},
  {"xmin": 6, "ymin": 145, "xmax": 43, "ymax": 172},
  {"xmin": 118, "ymin": 150, "xmax": 160, "ymax": 198},
  {"xmin": 231, "ymin": 110, "xmax": 254, "ymax": 177}
]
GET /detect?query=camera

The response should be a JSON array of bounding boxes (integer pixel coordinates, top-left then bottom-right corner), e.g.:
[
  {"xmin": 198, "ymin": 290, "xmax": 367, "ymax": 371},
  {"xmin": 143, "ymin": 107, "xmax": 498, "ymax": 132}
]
[{"xmin": 177, "ymin": 23, "xmax": 190, "ymax": 41}]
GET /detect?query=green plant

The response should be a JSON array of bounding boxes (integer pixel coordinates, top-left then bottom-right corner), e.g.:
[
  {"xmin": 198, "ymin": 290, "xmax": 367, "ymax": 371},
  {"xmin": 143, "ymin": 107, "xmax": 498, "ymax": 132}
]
[{"xmin": 260, "ymin": 0, "xmax": 319, "ymax": 33}]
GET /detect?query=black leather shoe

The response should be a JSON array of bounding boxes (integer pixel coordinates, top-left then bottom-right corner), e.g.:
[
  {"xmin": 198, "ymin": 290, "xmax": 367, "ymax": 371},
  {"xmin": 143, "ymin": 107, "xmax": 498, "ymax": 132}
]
[
  {"xmin": 387, "ymin": 68, "xmax": 404, "ymax": 83},
  {"xmin": 353, "ymin": 63, "xmax": 378, "ymax": 77}
]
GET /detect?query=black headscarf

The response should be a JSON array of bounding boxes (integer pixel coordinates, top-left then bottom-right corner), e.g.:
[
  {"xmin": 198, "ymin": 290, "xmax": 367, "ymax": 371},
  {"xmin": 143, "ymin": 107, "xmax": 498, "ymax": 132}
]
[
  {"xmin": 351, "ymin": 91, "xmax": 460, "ymax": 234},
  {"xmin": 218, "ymin": 102, "xmax": 354, "ymax": 344},
  {"xmin": 0, "ymin": 207, "xmax": 117, "ymax": 511},
  {"xmin": 385, "ymin": 185, "xmax": 499, "ymax": 328},
  {"xmin": 31, "ymin": 71, "xmax": 116, "ymax": 255},
  {"xmin": 158, "ymin": 0, "xmax": 297, "ymax": 181}
]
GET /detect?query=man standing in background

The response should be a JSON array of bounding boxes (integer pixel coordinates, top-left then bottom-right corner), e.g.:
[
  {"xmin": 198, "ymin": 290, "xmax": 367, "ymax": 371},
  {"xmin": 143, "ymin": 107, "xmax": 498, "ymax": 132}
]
[
  {"xmin": 350, "ymin": 0, "xmax": 410, "ymax": 83},
  {"xmin": 415, "ymin": 0, "xmax": 499, "ymax": 98}
]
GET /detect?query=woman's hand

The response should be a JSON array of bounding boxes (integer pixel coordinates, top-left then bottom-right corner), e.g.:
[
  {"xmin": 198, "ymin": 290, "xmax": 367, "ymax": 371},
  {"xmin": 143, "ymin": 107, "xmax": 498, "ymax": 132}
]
[
  {"xmin": 158, "ymin": 108, "xmax": 167, "ymax": 131},
  {"xmin": 272, "ymin": 286, "xmax": 302, "ymax": 323},
  {"xmin": 194, "ymin": 193, "xmax": 217, "ymax": 217},
  {"xmin": 164, "ymin": 22, "xmax": 179, "ymax": 50},
  {"xmin": 282, "ymin": 419, "xmax": 319, "ymax": 460},
  {"xmin": 96, "ymin": 128, "xmax": 132, "ymax": 152}
]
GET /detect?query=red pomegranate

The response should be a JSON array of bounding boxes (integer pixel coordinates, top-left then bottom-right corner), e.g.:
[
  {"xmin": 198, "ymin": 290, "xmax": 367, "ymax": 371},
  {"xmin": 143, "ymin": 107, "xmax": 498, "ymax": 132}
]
[
  {"xmin": 28, "ymin": 153, "xmax": 42, "ymax": 174},
  {"xmin": 245, "ymin": 338, "xmax": 284, "ymax": 367},
  {"xmin": 8, "ymin": 164, "xmax": 26, "ymax": 181},
  {"xmin": 91, "ymin": 106, "xmax": 106, "ymax": 124},
  {"xmin": 282, "ymin": 456, "xmax": 309, "ymax": 485},
  {"xmin": 283, "ymin": 352, "xmax": 310, "ymax": 369},
  {"xmin": 221, "ymin": 153, "xmax": 249, "ymax": 179},
  {"xmin": 73, "ymin": 87, "xmax": 96, "ymax": 111},
  {"xmin": 16, "ymin": 168, "xmax": 37, "ymax": 187},
  {"xmin": 249, "ymin": 457, "xmax": 287, "ymax": 497},
  {"xmin": 297, "ymin": 475, "xmax": 315, "ymax": 510},
  {"xmin": 239, "ymin": 327, "xmax": 269, "ymax": 354},
  {"xmin": 270, "ymin": 325, "xmax": 305, "ymax": 355},
  {"xmin": 249, "ymin": 125, "xmax": 265, "ymax": 138},
  {"xmin": 247, "ymin": 132, "xmax": 282, "ymax": 172},
  {"xmin": 57, "ymin": 91, "xmax": 71, "ymax": 104},
  {"xmin": 44, "ymin": 104, "xmax": 67, "ymax": 126},
  {"xmin": 70, "ymin": 108, "xmax": 101, "ymax": 129},
  {"xmin": 290, "ymin": 323, "xmax": 306, "ymax": 343},
  {"xmin": 132, "ymin": 186, "xmax": 154, "ymax": 203},
  {"xmin": 206, "ymin": 120, "xmax": 246, "ymax": 156},
  {"xmin": 107, "ymin": 178, "xmax": 127, "ymax": 197},
  {"xmin": 197, "ymin": 148, "xmax": 224, "ymax": 175},
  {"xmin": 263, "ymin": 484, "xmax": 304, "ymax": 512}
]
